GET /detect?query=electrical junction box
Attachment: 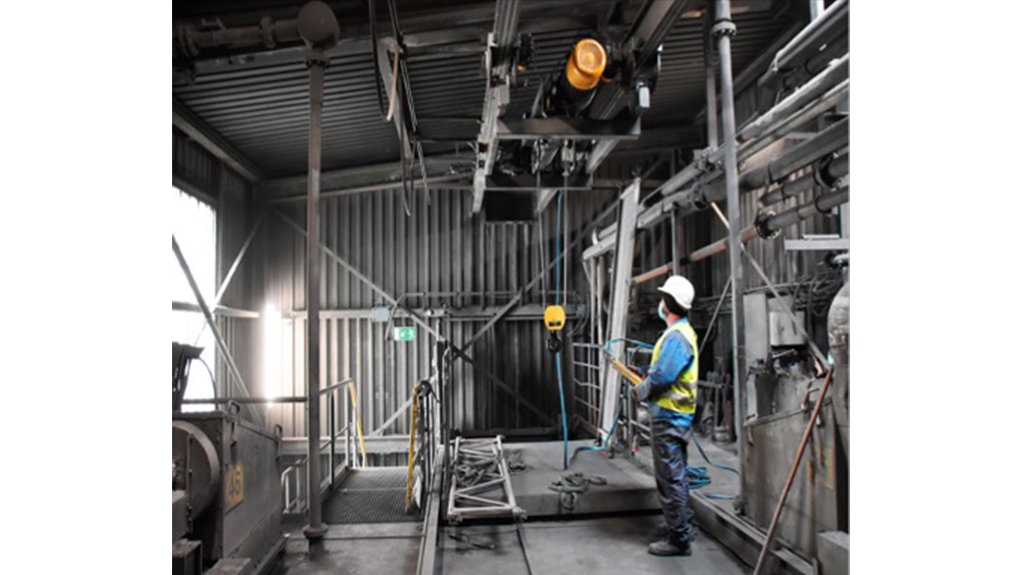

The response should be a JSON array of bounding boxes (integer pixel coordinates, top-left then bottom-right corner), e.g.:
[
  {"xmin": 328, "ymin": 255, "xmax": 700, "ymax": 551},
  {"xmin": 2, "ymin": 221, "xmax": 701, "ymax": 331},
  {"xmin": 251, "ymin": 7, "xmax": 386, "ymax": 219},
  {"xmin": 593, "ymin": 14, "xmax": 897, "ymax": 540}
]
[
  {"xmin": 370, "ymin": 307, "xmax": 391, "ymax": 323},
  {"xmin": 768, "ymin": 296, "xmax": 806, "ymax": 347}
]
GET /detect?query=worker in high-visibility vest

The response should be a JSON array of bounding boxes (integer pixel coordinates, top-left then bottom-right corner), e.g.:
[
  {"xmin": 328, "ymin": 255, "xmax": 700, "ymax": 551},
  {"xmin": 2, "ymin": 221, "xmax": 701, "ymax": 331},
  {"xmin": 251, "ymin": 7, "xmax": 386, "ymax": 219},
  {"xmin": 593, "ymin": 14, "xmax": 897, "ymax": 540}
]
[{"xmin": 632, "ymin": 274, "xmax": 698, "ymax": 557}]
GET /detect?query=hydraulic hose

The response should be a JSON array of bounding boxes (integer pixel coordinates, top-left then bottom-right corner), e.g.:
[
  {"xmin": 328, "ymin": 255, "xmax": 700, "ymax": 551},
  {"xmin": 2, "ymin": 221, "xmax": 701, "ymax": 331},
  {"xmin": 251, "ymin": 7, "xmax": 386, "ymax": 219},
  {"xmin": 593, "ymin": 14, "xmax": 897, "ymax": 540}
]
[{"xmin": 554, "ymin": 191, "xmax": 569, "ymax": 469}]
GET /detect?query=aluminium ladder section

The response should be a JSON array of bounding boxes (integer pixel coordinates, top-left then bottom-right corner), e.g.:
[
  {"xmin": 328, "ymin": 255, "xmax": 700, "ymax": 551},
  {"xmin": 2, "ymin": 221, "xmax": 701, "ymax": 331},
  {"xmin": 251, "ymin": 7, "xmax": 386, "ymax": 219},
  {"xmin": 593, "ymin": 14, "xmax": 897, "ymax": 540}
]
[
  {"xmin": 446, "ymin": 436, "xmax": 524, "ymax": 523},
  {"xmin": 598, "ymin": 179, "xmax": 642, "ymax": 441}
]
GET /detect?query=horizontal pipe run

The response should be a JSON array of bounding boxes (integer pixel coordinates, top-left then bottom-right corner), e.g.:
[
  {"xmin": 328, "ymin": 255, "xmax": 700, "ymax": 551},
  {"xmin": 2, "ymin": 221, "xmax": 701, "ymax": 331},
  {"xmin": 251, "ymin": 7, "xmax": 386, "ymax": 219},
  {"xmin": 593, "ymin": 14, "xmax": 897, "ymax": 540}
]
[
  {"xmin": 175, "ymin": 19, "xmax": 302, "ymax": 56},
  {"xmin": 759, "ymin": 151, "xmax": 848, "ymax": 206},
  {"xmin": 742, "ymin": 117, "xmax": 848, "ymax": 191},
  {"xmin": 655, "ymin": 55, "xmax": 848, "ymax": 201},
  {"xmin": 822, "ymin": 153, "xmax": 849, "ymax": 185},
  {"xmin": 664, "ymin": 188, "xmax": 849, "ymax": 272},
  {"xmin": 769, "ymin": 0, "xmax": 849, "ymax": 76},
  {"xmin": 631, "ymin": 263, "xmax": 672, "ymax": 285},
  {"xmin": 689, "ymin": 226, "xmax": 758, "ymax": 263},
  {"xmin": 597, "ymin": 77, "xmax": 850, "ymax": 249},
  {"xmin": 761, "ymin": 187, "xmax": 849, "ymax": 234},
  {"xmin": 739, "ymin": 54, "xmax": 848, "ymax": 143},
  {"xmin": 759, "ymin": 170, "xmax": 817, "ymax": 206},
  {"xmin": 736, "ymin": 77, "xmax": 849, "ymax": 162}
]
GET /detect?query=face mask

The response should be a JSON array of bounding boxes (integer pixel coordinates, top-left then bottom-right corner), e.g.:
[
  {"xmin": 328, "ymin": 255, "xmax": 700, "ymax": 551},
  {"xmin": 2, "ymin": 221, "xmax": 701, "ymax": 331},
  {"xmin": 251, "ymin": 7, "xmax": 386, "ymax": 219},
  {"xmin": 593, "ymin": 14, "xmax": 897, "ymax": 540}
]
[{"xmin": 657, "ymin": 300, "xmax": 668, "ymax": 322}]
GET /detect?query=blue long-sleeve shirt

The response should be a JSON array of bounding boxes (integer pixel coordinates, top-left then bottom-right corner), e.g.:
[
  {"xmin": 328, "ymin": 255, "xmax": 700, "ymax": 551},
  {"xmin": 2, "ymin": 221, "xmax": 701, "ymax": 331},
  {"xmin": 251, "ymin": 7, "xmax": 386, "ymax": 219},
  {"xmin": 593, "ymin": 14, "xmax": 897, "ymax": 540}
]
[{"xmin": 644, "ymin": 318, "xmax": 695, "ymax": 427}]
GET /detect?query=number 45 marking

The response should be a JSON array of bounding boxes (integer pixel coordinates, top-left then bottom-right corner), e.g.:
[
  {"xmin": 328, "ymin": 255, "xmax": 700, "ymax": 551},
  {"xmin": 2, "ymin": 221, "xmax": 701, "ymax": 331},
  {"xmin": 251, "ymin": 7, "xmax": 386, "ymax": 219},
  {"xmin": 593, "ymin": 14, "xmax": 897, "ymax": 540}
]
[{"xmin": 225, "ymin": 463, "xmax": 245, "ymax": 509}]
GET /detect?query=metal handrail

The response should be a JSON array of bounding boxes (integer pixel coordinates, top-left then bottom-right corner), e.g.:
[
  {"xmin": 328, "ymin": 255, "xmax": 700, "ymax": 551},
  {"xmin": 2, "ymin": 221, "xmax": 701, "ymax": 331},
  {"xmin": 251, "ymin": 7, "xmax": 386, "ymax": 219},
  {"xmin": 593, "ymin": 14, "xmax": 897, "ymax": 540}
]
[
  {"xmin": 279, "ymin": 377, "xmax": 358, "ymax": 515},
  {"xmin": 570, "ymin": 341, "xmax": 606, "ymax": 436}
]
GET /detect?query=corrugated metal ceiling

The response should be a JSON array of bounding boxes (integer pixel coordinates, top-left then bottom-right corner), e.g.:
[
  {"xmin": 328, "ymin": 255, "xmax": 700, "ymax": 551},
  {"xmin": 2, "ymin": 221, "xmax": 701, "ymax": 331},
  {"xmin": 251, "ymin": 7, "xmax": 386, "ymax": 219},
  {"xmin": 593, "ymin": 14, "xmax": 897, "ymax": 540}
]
[{"xmin": 173, "ymin": 1, "xmax": 795, "ymax": 178}]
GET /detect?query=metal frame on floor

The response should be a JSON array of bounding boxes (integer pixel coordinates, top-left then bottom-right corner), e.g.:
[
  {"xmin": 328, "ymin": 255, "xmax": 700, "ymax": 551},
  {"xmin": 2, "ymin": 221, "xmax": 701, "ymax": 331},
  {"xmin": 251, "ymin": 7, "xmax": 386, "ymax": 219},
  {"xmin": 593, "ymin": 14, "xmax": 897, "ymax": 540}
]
[{"xmin": 446, "ymin": 436, "xmax": 524, "ymax": 523}]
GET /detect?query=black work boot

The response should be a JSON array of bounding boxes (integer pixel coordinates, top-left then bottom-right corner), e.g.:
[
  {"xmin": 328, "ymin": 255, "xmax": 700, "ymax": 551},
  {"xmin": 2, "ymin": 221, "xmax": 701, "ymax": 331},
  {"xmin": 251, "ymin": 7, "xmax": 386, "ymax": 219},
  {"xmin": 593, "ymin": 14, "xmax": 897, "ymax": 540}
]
[
  {"xmin": 652, "ymin": 523, "xmax": 697, "ymax": 541},
  {"xmin": 647, "ymin": 538, "xmax": 692, "ymax": 557}
]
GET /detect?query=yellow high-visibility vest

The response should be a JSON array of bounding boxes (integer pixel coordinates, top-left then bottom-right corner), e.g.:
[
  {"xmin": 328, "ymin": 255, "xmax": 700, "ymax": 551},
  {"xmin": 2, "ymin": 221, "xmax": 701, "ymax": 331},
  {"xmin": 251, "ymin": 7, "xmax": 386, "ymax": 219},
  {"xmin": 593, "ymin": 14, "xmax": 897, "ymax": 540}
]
[{"xmin": 650, "ymin": 319, "xmax": 699, "ymax": 415}]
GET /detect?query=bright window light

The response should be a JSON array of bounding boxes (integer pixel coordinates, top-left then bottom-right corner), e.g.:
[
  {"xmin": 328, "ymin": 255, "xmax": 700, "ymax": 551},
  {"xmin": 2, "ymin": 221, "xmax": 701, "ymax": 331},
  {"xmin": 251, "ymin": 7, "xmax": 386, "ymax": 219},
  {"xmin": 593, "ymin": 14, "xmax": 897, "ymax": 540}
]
[
  {"xmin": 170, "ymin": 186, "xmax": 217, "ymax": 412},
  {"xmin": 263, "ymin": 303, "xmax": 282, "ymax": 405}
]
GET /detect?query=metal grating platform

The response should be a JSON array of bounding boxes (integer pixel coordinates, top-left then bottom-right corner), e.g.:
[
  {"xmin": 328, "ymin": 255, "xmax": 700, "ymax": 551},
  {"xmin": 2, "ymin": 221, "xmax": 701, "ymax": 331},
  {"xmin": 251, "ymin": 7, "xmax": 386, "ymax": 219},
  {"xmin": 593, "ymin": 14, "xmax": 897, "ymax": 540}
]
[{"xmin": 321, "ymin": 468, "xmax": 418, "ymax": 524}]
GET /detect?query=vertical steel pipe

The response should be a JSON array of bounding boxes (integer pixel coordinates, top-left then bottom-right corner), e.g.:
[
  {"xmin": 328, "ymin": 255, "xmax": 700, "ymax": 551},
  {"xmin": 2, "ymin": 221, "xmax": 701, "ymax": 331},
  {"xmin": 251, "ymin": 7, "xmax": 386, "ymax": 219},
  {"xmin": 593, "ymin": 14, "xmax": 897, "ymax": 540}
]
[
  {"xmin": 714, "ymin": 0, "xmax": 746, "ymax": 495},
  {"xmin": 304, "ymin": 56, "xmax": 327, "ymax": 541},
  {"xmin": 704, "ymin": 6, "xmax": 719, "ymax": 150}
]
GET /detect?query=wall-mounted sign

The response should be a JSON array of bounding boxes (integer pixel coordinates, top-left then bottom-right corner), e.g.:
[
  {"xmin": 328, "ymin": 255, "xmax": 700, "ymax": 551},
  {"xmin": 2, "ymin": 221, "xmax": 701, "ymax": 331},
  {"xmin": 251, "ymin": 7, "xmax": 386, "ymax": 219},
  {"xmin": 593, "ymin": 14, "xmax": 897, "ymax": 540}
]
[{"xmin": 393, "ymin": 326, "xmax": 417, "ymax": 342}]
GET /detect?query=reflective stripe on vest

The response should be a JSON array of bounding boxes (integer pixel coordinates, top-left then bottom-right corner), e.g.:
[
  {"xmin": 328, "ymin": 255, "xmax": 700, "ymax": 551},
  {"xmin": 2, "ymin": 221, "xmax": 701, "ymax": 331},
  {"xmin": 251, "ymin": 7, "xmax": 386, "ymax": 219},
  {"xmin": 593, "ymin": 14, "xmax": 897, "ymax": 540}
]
[{"xmin": 650, "ymin": 319, "xmax": 699, "ymax": 415}]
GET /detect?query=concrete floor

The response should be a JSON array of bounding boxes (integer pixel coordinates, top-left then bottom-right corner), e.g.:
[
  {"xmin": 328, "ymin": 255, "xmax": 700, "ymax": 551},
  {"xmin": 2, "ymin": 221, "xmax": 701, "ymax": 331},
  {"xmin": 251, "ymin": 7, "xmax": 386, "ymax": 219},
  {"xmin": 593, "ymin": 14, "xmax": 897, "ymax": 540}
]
[
  {"xmin": 278, "ymin": 523, "xmax": 423, "ymax": 575},
  {"xmin": 279, "ymin": 515, "xmax": 749, "ymax": 575},
  {"xmin": 506, "ymin": 439, "xmax": 660, "ymax": 517},
  {"xmin": 439, "ymin": 516, "xmax": 748, "ymax": 575},
  {"xmin": 277, "ymin": 438, "xmax": 749, "ymax": 574}
]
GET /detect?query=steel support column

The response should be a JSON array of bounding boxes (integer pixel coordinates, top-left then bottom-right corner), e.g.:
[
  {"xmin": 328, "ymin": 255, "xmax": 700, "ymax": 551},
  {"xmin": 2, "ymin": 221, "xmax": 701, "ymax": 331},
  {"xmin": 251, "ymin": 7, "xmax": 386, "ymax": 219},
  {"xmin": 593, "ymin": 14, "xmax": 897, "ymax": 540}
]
[
  {"xmin": 303, "ymin": 56, "xmax": 327, "ymax": 541},
  {"xmin": 297, "ymin": 1, "xmax": 340, "ymax": 539},
  {"xmin": 714, "ymin": 0, "xmax": 746, "ymax": 498}
]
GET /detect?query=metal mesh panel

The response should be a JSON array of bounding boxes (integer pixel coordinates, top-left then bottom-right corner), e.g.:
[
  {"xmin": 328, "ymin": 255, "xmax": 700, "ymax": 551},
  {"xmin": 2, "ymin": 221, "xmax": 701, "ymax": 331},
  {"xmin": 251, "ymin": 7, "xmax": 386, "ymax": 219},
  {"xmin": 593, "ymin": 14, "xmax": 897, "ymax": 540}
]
[{"xmin": 322, "ymin": 468, "xmax": 418, "ymax": 524}]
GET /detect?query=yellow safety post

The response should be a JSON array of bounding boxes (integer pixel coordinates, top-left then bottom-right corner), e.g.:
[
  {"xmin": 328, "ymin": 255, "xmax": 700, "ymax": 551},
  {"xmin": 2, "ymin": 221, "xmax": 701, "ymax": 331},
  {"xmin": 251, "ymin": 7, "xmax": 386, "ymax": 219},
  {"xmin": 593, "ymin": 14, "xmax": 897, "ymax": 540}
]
[{"xmin": 347, "ymin": 381, "xmax": 368, "ymax": 467}]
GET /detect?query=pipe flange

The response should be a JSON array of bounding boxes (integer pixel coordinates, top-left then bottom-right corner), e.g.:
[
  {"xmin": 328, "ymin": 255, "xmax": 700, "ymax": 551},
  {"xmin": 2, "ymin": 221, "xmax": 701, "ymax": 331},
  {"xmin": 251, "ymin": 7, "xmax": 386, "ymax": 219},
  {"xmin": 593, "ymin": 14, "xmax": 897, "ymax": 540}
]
[
  {"xmin": 260, "ymin": 17, "xmax": 277, "ymax": 49},
  {"xmin": 814, "ymin": 153, "xmax": 839, "ymax": 188},
  {"xmin": 305, "ymin": 49, "xmax": 331, "ymax": 68},
  {"xmin": 754, "ymin": 209, "xmax": 780, "ymax": 239},
  {"xmin": 711, "ymin": 19, "xmax": 737, "ymax": 38}
]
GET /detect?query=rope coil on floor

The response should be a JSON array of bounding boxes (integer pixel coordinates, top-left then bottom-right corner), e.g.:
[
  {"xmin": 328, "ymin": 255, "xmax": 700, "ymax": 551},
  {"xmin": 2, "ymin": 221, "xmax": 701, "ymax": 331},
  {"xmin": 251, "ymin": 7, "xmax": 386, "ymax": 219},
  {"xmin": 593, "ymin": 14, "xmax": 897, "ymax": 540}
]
[{"xmin": 548, "ymin": 472, "xmax": 608, "ymax": 510}]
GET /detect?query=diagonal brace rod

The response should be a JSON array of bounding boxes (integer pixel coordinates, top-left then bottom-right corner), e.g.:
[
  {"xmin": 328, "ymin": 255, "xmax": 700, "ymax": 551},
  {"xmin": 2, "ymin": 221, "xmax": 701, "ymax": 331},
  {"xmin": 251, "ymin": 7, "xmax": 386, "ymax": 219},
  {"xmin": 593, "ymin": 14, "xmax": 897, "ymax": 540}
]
[
  {"xmin": 709, "ymin": 203, "xmax": 828, "ymax": 372},
  {"xmin": 172, "ymin": 236, "xmax": 263, "ymax": 426},
  {"xmin": 194, "ymin": 213, "xmax": 265, "ymax": 344},
  {"xmin": 275, "ymin": 209, "xmax": 554, "ymax": 425}
]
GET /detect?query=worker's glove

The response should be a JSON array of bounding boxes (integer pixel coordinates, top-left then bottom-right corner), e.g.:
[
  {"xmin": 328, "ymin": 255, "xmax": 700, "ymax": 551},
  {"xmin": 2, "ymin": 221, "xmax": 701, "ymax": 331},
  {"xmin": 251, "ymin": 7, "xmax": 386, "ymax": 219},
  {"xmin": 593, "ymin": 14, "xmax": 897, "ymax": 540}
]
[{"xmin": 631, "ymin": 379, "xmax": 652, "ymax": 402}]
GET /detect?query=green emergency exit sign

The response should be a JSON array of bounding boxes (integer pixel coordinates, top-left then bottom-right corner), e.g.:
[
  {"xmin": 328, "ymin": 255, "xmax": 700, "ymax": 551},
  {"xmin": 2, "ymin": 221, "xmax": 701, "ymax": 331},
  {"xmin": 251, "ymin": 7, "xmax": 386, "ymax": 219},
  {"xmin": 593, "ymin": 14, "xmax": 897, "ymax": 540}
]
[{"xmin": 393, "ymin": 326, "xmax": 417, "ymax": 342}]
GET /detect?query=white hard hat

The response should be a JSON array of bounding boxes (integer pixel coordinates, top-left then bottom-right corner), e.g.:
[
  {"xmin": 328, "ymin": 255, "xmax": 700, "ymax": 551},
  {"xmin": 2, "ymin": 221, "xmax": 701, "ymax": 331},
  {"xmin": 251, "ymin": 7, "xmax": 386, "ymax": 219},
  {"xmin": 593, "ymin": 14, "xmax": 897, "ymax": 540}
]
[{"xmin": 657, "ymin": 275, "xmax": 695, "ymax": 310}]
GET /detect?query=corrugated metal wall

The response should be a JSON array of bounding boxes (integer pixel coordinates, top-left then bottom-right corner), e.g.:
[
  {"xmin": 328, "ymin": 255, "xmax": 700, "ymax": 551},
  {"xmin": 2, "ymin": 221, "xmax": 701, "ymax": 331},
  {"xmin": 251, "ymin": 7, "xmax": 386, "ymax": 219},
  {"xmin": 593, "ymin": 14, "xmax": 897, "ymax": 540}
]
[{"xmin": 257, "ymin": 186, "xmax": 616, "ymax": 437}]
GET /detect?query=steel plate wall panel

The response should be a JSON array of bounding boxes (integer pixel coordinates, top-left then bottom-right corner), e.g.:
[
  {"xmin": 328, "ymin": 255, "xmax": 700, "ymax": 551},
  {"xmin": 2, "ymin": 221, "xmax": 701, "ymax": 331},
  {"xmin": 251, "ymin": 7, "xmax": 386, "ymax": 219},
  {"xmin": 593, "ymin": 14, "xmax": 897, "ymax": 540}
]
[{"xmin": 254, "ymin": 186, "xmax": 615, "ymax": 437}]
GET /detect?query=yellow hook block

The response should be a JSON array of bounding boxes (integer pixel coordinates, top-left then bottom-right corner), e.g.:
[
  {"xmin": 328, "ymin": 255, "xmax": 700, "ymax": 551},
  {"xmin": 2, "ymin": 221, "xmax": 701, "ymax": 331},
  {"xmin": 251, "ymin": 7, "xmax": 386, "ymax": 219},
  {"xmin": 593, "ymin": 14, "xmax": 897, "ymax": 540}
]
[{"xmin": 544, "ymin": 305, "xmax": 566, "ymax": 331}]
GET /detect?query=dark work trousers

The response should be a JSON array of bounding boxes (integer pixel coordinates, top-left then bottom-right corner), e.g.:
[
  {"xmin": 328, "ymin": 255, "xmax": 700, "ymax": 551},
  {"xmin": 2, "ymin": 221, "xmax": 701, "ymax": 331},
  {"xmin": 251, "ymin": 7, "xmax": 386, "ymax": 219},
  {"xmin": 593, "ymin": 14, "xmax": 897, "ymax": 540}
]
[{"xmin": 652, "ymin": 420, "xmax": 693, "ymax": 545}]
